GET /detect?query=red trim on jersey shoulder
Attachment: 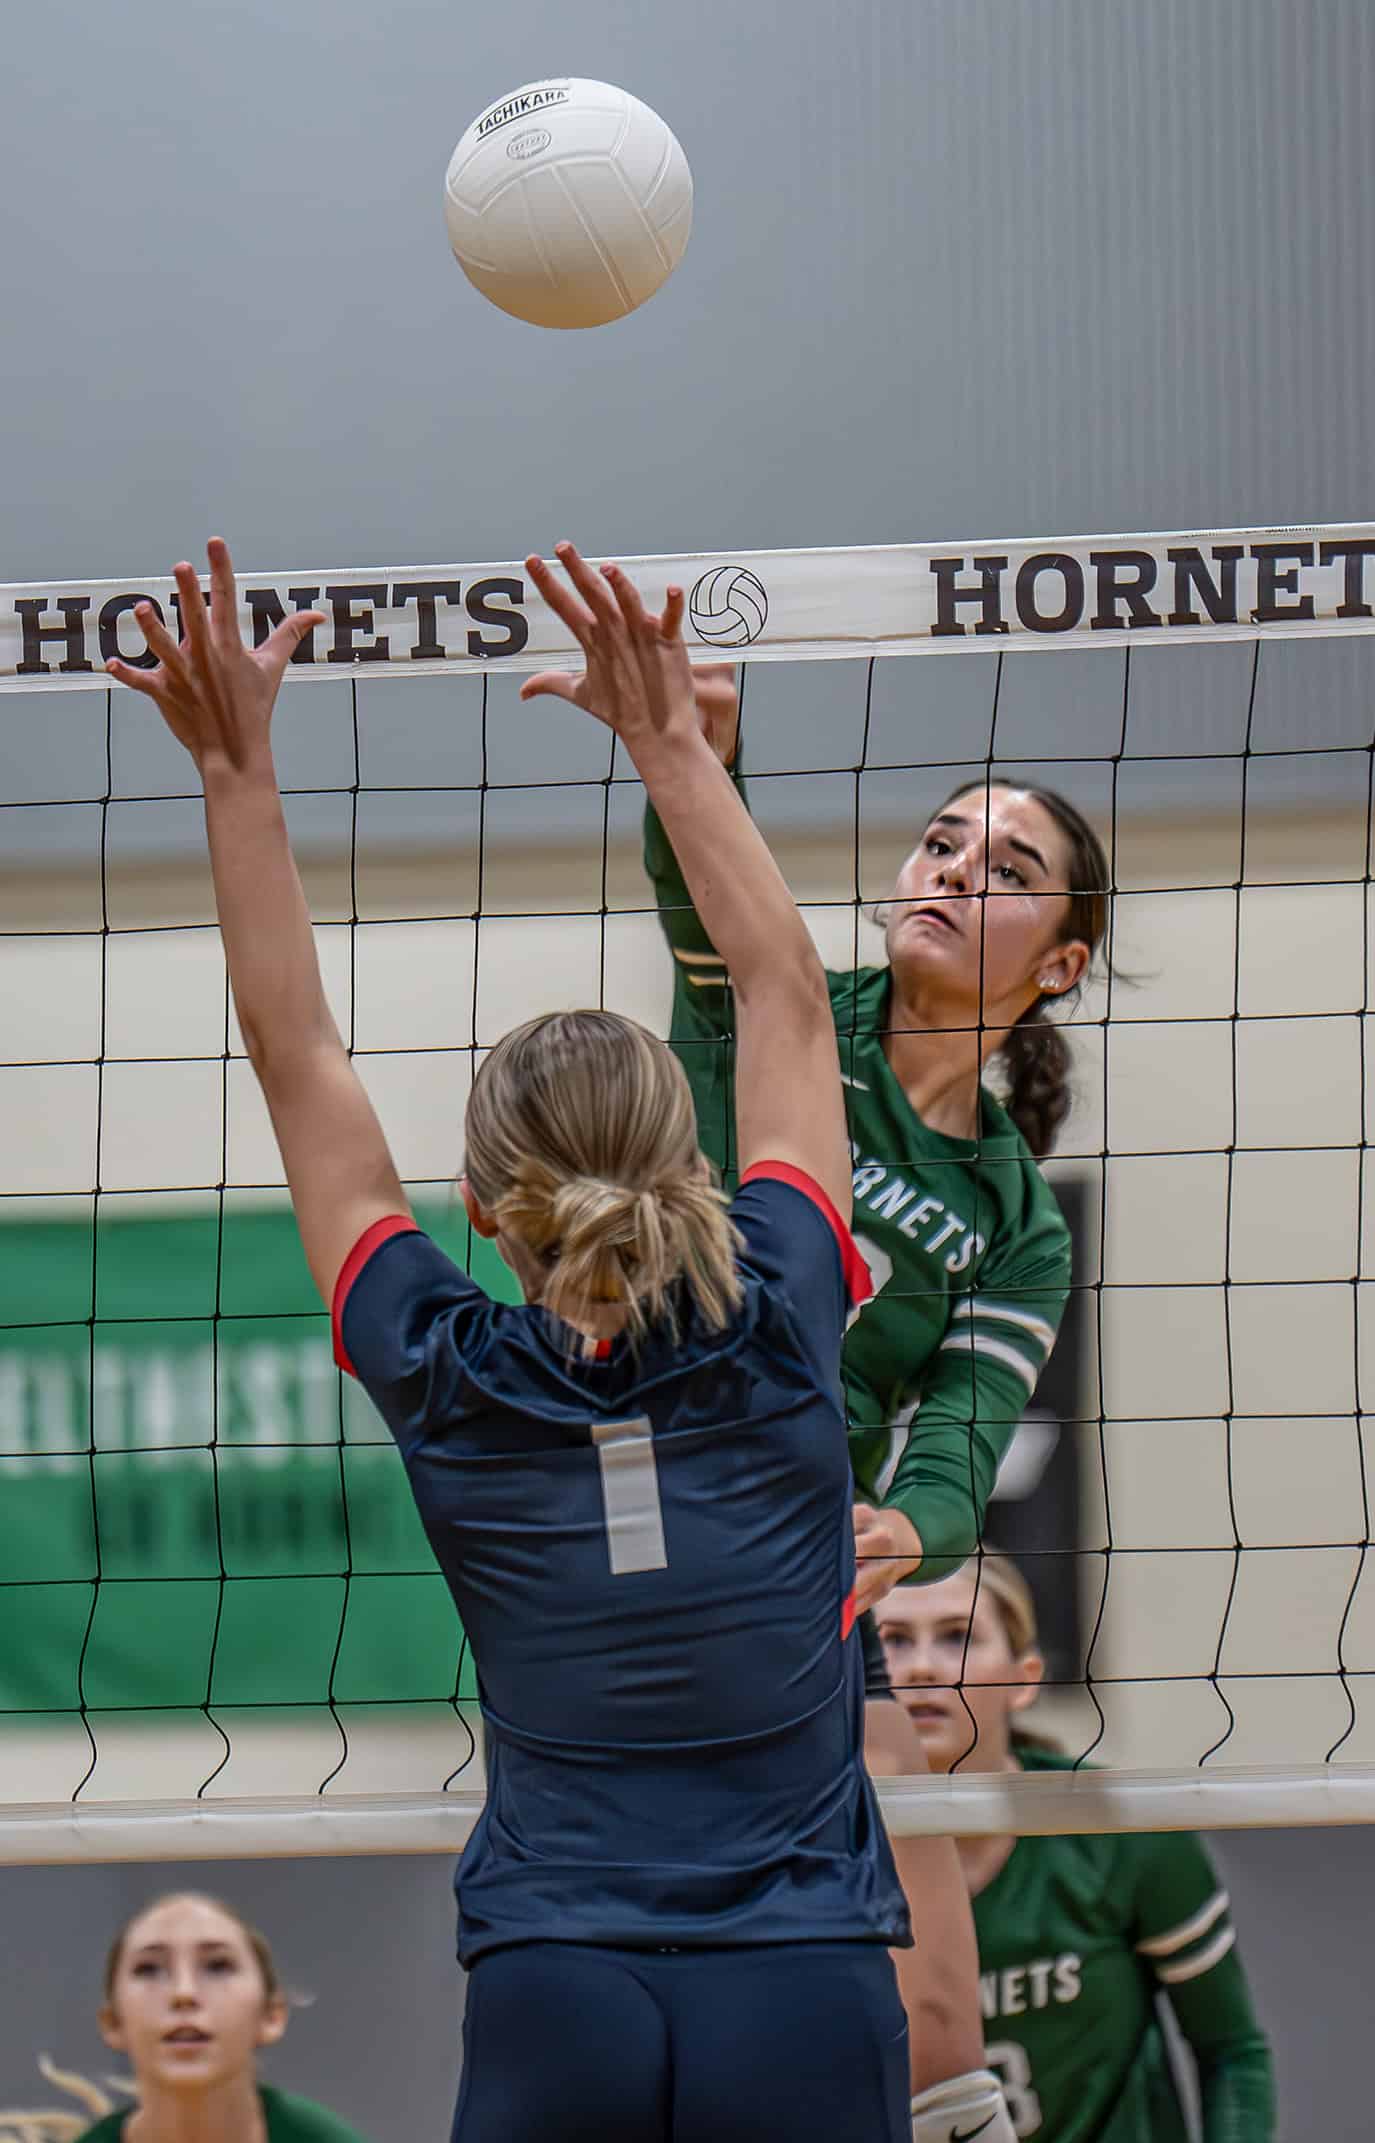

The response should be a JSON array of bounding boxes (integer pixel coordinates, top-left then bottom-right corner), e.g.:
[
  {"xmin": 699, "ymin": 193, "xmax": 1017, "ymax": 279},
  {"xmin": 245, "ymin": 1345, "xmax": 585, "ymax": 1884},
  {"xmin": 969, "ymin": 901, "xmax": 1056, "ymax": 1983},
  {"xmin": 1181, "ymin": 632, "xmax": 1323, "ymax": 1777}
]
[
  {"xmin": 840, "ymin": 1585, "xmax": 858, "ymax": 1643},
  {"xmin": 740, "ymin": 1161, "xmax": 873, "ymax": 1308},
  {"xmin": 332, "ymin": 1215, "xmax": 421, "ymax": 1376}
]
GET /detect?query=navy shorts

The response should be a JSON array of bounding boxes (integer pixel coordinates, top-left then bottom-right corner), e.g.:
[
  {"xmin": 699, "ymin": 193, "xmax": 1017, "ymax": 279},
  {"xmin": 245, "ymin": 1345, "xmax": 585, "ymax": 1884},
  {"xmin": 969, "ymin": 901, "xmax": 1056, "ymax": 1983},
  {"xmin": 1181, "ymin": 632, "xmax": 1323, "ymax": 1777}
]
[{"xmin": 451, "ymin": 1940, "xmax": 909, "ymax": 2143}]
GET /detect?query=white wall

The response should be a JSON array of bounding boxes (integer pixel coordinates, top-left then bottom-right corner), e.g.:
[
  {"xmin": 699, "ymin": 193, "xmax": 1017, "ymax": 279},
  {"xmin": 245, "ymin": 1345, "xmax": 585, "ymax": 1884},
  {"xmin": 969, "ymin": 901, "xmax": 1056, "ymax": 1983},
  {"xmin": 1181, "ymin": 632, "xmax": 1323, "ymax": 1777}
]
[{"xmin": 2, "ymin": 804, "xmax": 1370, "ymax": 1786}]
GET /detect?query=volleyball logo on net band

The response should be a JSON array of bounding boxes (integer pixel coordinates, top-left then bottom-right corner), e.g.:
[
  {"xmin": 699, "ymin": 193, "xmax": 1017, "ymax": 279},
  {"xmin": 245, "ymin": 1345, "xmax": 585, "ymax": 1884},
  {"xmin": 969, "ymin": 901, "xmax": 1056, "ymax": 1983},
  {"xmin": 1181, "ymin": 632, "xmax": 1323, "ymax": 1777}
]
[{"xmin": 687, "ymin": 566, "xmax": 769, "ymax": 647}]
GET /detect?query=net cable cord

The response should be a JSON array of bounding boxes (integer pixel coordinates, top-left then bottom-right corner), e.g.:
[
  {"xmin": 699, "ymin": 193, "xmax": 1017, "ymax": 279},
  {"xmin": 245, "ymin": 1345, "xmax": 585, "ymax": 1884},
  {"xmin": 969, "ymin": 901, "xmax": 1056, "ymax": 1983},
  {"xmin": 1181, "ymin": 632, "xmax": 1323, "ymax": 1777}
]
[{"xmin": 4, "ymin": 1767, "xmax": 1375, "ymax": 1865}]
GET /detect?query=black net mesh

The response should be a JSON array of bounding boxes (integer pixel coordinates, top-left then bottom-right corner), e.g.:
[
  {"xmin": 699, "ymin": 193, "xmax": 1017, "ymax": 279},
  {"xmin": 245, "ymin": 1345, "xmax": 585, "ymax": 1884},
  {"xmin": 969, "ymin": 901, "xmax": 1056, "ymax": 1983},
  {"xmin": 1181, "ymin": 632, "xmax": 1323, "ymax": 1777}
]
[{"xmin": 2, "ymin": 619, "xmax": 1373, "ymax": 1812}]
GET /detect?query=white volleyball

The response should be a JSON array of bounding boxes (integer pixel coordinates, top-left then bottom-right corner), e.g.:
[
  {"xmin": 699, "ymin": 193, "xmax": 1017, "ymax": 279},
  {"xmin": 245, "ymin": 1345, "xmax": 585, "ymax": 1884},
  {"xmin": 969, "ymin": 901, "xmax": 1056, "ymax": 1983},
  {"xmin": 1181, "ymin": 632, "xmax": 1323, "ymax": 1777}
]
[{"xmin": 444, "ymin": 79, "xmax": 693, "ymax": 329}]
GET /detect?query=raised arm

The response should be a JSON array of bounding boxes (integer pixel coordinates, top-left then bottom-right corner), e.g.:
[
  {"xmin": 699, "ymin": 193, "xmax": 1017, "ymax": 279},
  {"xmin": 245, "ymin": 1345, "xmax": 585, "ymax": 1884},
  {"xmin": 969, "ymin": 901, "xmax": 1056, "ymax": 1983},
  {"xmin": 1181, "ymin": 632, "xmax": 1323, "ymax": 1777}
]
[
  {"xmin": 523, "ymin": 545, "xmax": 851, "ymax": 1222},
  {"xmin": 642, "ymin": 667, "xmax": 742, "ymax": 1177},
  {"xmin": 106, "ymin": 542, "xmax": 410, "ymax": 1308}
]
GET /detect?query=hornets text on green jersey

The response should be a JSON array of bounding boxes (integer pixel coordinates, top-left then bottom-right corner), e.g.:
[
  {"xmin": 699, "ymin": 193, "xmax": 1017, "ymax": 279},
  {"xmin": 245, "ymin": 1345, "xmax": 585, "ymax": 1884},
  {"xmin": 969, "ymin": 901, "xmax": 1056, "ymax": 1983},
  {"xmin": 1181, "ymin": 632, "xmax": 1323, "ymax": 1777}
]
[
  {"xmin": 646, "ymin": 788, "xmax": 1072, "ymax": 1580},
  {"xmin": 972, "ymin": 1749, "xmax": 1273, "ymax": 2141}
]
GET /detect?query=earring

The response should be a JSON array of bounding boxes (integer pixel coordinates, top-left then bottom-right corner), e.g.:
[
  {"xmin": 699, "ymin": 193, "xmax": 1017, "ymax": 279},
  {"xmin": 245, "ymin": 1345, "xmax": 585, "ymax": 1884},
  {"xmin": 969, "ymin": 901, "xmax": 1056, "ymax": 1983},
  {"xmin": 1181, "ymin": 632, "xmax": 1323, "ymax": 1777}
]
[{"xmin": 1038, "ymin": 978, "xmax": 1058, "ymax": 993}]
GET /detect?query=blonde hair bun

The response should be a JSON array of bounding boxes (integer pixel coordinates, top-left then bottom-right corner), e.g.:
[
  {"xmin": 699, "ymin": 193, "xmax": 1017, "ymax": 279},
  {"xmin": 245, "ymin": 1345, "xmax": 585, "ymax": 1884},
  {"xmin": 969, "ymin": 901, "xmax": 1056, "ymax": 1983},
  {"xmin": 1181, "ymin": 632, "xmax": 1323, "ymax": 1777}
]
[{"xmin": 467, "ymin": 1011, "xmax": 743, "ymax": 1335}]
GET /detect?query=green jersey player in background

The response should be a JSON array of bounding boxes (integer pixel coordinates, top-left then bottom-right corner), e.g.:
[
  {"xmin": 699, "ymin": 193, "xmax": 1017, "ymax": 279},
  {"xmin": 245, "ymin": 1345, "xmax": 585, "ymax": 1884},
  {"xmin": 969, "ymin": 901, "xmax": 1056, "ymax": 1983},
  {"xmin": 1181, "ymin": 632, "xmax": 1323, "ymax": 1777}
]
[
  {"xmin": 877, "ymin": 1556, "xmax": 1275, "ymax": 2140},
  {"xmin": 644, "ymin": 666, "xmax": 1112, "ymax": 2143},
  {"xmin": 77, "ymin": 1893, "xmax": 374, "ymax": 2143}
]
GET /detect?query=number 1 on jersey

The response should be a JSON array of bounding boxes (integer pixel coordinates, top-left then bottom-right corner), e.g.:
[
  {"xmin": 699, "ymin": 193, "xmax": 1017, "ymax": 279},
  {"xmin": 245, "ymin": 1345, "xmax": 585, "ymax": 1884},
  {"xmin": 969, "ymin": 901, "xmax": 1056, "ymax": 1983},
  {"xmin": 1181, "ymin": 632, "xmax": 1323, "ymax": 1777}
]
[{"xmin": 592, "ymin": 1418, "xmax": 668, "ymax": 1574}]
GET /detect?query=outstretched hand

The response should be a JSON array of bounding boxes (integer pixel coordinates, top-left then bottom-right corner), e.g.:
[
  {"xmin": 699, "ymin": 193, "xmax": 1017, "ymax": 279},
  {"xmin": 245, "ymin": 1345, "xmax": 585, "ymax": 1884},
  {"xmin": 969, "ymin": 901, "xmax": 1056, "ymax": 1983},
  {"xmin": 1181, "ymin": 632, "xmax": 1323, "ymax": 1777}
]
[
  {"xmin": 105, "ymin": 538, "xmax": 324, "ymax": 775},
  {"xmin": 520, "ymin": 543, "xmax": 702, "ymax": 757}
]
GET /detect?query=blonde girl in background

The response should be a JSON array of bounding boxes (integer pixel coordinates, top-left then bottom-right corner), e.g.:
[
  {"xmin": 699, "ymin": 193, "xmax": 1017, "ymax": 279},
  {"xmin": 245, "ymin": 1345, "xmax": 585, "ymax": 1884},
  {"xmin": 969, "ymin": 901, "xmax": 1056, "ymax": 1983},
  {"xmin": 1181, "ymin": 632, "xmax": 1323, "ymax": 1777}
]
[
  {"xmin": 877, "ymin": 1558, "xmax": 1274, "ymax": 2141},
  {"xmin": 75, "ymin": 1893, "xmax": 370, "ymax": 2143}
]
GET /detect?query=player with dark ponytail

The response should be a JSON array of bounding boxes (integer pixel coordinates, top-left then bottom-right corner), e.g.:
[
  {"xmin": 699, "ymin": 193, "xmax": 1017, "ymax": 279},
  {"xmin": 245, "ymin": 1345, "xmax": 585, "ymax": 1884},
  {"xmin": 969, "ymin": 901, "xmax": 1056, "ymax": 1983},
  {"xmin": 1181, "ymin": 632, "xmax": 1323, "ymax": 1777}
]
[
  {"xmin": 645, "ymin": 673, "xmax": 1111, "ymax": 2141},
  {"xmin": 982, "ymin": 783, "xmax": 1108, "ymax": 1160}
]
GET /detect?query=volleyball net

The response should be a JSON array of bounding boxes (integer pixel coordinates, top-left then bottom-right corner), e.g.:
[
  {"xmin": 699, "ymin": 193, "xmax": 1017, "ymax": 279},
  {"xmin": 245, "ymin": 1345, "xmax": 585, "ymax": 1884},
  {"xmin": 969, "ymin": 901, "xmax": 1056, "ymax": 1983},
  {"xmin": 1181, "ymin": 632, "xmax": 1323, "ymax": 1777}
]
[{"xmin": 2, "ymin": 523, "xmax": 1374, "ymax": 1860}]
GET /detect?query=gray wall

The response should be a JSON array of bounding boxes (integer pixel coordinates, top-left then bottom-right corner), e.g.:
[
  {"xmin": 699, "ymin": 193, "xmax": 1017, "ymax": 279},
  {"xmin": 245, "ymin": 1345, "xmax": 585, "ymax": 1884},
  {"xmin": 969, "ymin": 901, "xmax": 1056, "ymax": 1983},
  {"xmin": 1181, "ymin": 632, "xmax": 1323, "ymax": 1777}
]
[
  {"xmin": 2, "ymin": 0, "xmax": 1373, "ymax": 840},
  {"xmin": 5, "ymin": 0, "xmax": 1374, "ymax": 868},
  {"xmin": 0, "ymin": 1828, "xmax": 1368, "ymax": 2140},
  {"xmin": 3, "ymin": 0, "xmax": 1371, "ymax": 581}
]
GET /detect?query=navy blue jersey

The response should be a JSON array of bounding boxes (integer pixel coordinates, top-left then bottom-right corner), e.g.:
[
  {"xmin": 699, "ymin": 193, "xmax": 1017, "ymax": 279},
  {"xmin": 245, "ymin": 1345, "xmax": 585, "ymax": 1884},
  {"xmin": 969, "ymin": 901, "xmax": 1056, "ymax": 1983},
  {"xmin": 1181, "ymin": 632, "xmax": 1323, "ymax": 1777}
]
[{"xmin": 335, "ymin": 1164, "xmax": 909, "ymax": 1965}]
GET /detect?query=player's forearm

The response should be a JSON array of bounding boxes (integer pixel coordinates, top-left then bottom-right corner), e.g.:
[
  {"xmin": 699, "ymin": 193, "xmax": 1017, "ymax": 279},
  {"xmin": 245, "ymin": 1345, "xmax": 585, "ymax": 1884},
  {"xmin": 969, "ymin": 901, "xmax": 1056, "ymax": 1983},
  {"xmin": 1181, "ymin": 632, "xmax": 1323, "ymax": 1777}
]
[
  {"xmin": 632, "ymin": 733, "xmax": 820, "ymax": 1012},
  {"xmin": 201, "ymin": 757, "xmax": 339, "ymax": 1079},
  {"xmin": 881, "ymin": 1479, "xmax": 970, "ymax": 1584},
  {"xmin": 882, "ymin": 1421, "xmax": 1008, "ymax": 1582},
  {"xmin": 877, "ymin": 1344, "xmax": 1041, "ymax": 1580},
  {"xmin": 643, "ymin": 762, "xmax": 752, "ymax": 957},
  {"xmin": 1175, "ymin": 1968, "xmax": 1275, "ymax": 2143},
  {"xmin": 1196, "ymin": 2040, "xmax": 1276, "ymax": 2142},
  {"xmin": 644, "ymin": 765, "xmax": 747, "ymax": 1166}
]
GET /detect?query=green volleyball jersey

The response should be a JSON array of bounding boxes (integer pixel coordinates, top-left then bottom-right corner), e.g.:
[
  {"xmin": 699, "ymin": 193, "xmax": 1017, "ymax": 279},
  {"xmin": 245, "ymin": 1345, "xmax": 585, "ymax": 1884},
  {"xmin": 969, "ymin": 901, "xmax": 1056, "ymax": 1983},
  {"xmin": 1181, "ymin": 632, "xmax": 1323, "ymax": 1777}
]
[
  {"xmin": 973, "ymin": 1750, "xmax": 1274, "ymax": 2141},
  {"xmin": 75, "ymin": 2083, "xmax": 372, "ymax": 2143},
  {"xmin": 645, "ymin": 793, "xmax": 1072, "ymax": 1579}
]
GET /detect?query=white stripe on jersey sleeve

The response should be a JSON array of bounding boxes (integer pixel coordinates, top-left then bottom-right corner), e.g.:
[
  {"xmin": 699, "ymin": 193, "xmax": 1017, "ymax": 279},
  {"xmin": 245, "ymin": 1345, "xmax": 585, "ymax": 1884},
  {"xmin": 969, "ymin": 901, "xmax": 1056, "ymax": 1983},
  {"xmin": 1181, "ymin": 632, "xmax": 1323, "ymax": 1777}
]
[
  {"xmin": 672, "ymin": 947, "xmax": 728, "ymax": 968},
  {"xmin": 873, "ymin": 1400, "xmax": 919, "ymax": 1502},
  {"xmin": 1153, "ymin": 1925, "xmax": 1237, "ymax": 1986},
  {"xmin": 687, "ymin": 971, "xmax": 730, "ymax": 989},
  {"xmin": 937, "ymin": 1331, "xmax": 1040, "ymax": 1394},
  {"xmin": 949, "ymin": 1298, "xmax": 1059, "ymax": 1355},
  {"xmin": 1136, "ymin": 1889, "xmax": 1231, "ymax": 1958}
]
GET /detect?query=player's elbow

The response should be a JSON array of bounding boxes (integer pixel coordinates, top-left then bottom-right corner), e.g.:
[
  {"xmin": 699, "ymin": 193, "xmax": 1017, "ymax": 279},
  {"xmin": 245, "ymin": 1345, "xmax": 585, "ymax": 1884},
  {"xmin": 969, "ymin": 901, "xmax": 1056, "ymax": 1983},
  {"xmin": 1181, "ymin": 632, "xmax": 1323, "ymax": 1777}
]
[
  {"xmin": 240, "ymin": 1018, "xmax": 298, "ymax": 1088},
  {"xmin": 238, "ymin": 1017, "xmax": 276, "ymax": 1084},
  {"xmin": 240, "ymin": 1016, "xmax": 336, "ymax": 1098},
  {"xmin": 734, "ymin": 945, "xmax": 831, "ymax": 1035}
]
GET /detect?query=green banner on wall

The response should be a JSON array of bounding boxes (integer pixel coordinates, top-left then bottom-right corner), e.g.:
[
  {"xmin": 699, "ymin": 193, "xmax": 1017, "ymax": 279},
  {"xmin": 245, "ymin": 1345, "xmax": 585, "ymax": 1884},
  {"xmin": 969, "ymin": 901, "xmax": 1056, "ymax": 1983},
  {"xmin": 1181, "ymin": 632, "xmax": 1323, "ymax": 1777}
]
[{"xmin": 0, "ymin": 1202, "xmax": 515, "ymax": 1717}]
